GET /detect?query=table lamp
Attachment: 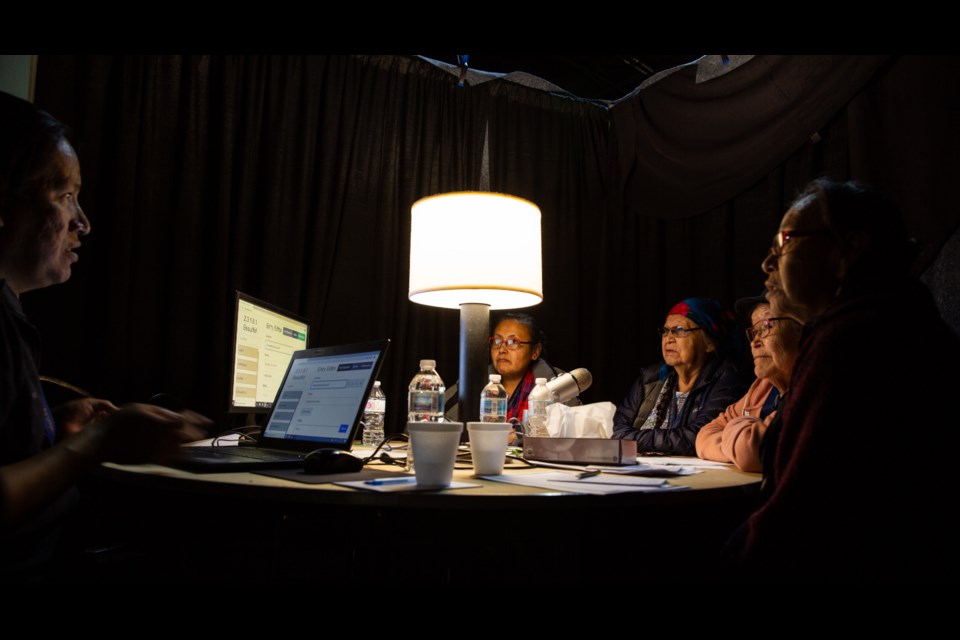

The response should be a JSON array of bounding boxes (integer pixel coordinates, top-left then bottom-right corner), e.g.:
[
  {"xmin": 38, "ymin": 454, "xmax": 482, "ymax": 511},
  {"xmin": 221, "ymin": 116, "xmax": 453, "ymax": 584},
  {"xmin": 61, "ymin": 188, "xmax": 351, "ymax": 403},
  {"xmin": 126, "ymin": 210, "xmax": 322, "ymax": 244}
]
[{"xmin": 409, "ymin": 191, "xmax": 542, "ymax": 425}]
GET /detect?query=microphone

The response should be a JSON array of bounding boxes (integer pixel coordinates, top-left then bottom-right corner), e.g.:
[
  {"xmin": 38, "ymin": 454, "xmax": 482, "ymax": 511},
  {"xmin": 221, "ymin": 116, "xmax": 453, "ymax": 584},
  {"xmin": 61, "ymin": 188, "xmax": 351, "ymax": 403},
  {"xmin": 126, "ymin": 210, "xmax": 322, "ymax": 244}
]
[{"xmin": 545, "ymin": 368, "xmax": 593, "ymax": 403}]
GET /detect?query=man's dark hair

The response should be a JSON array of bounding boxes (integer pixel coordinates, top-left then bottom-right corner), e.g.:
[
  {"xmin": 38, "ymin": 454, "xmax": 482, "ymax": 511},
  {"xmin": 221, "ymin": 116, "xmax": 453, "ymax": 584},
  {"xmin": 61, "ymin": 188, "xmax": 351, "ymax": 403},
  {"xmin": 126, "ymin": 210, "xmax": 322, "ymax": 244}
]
[{"xmin": 0, "ymin": 91, "xmax": 70, "ymax": 205}]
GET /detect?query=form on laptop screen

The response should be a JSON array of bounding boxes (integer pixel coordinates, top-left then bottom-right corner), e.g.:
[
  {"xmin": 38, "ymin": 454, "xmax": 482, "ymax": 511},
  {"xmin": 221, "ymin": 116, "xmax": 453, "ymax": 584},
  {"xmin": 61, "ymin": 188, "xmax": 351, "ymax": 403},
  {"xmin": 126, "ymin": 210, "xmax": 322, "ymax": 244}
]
[
  {"xmin": 262, "ymin": 349, "xmax": 381, "ymax": 444},
  {"xmin": 230, "ymin": 291, "xmax": 310, "ymax": 412}
]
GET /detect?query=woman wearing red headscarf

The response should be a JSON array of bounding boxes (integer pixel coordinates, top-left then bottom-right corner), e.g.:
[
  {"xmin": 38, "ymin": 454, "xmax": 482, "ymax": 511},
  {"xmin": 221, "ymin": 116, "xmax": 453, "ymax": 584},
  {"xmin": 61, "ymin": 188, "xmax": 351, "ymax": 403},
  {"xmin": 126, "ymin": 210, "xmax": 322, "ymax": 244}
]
[{"xmin": 612, "ymin": 297, "xmax": 749, "ymax": 456}]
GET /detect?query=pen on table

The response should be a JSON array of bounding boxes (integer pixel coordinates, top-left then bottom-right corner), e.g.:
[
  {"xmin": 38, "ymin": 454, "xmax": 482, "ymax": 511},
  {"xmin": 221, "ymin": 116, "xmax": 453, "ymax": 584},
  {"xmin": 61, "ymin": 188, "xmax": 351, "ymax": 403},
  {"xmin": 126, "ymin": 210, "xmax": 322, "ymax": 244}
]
[
  {"xmin": 576, "ymin": 469, "xmax": 601, "ymax": 479},
  {"xmin": 365, "ymin": 478, "xmax": 417, "ymax": 486}
]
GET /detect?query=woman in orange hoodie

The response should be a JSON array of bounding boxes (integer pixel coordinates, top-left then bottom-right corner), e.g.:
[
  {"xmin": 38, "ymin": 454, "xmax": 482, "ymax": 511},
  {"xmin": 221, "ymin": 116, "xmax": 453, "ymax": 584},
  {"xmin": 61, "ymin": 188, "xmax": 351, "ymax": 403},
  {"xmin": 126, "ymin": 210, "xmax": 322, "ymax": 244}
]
[{"xmin": 694, "ymin": 295, "xmax": 800, "ymax": 471}]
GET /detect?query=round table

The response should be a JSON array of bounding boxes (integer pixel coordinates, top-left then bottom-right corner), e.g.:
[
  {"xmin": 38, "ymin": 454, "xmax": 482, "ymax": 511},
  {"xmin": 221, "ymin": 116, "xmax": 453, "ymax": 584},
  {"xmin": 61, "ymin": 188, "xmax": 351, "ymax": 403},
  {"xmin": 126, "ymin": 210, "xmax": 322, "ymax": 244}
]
[{"xmin": 87, "ymin": 459, "xmax": 762, "ymax": 583}]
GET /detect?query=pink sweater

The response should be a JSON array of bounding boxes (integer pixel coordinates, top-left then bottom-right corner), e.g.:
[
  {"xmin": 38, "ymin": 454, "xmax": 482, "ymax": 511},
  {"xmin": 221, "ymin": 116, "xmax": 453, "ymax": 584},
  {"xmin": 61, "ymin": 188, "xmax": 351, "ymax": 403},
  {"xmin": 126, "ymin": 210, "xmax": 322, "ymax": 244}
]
[{"xmin": 694, "ymin": 378, "xmax": 774, "ymax": 472}]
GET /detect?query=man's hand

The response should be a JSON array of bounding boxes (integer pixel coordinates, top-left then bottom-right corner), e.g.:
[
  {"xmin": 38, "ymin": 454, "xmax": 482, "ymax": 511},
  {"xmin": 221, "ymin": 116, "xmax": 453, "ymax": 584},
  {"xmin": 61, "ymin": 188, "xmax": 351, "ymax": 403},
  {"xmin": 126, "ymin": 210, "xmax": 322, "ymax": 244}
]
[
  {"xmin": 54, "ymin": 397, "xmax": 118, "ymax": 438},
  {"xmin": 78, "ymin": 404, "xmax": 212, "ymax": 465}
]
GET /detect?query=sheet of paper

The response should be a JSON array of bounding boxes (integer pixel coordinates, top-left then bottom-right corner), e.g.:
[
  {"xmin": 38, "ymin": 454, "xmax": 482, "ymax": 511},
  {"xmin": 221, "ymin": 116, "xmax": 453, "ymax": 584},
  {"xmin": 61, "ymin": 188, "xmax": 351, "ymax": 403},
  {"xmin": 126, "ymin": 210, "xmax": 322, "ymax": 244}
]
[
  {"xmin": 522, "ymin": 459, "xmax": 604, "ymax": 472},
  {"xmin": 635, "ymin": 455, "xmax": 732, "ymax": 469},
  {"xmin": 593, "ymin": 464, "xmax": 703, "ymax": 477},
  {"xmin": 336, "ymin": 478, "xmax": 481, "ymax": 492},
  {"xmin": 550, "ymin": 474, "xmax": 667, "ymax": 487},
  {"xmin": 524, "ymin": 458, "xmax": 703, "ymax": 477},
  {"xmin": 481, "ymin": 471, "xmax": 686, "ymax": 494}
]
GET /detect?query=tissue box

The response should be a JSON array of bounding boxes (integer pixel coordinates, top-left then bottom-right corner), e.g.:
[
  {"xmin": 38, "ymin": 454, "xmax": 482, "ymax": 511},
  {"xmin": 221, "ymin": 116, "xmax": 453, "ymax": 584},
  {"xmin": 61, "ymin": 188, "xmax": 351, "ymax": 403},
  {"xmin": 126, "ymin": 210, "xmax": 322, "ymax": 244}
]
[{"xmin": 523, "ymin": 437, "xmax": 637, "ymax": 465}]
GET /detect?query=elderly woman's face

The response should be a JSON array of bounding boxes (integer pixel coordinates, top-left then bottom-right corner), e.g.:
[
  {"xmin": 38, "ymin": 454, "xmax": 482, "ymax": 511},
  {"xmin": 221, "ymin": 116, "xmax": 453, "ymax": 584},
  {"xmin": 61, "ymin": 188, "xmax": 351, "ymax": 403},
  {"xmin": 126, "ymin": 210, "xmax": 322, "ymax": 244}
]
[
  {"xmin": 661, "ymin": 314, "xmax": 713, "ymax": 371},
  {"xmin": 748, "ymin": 304, "xmax": 799, "ymax": 385},
  {"xmin": 491, "ymin": 319, "xmax": 541, "ymax": 380},
  {"xmin": 0, "ymin": 139, "xmax": 90, "ymax": 295},
  {"xmin": 762, "ymin": 197, "xmax": 841, "ymax": 324}
]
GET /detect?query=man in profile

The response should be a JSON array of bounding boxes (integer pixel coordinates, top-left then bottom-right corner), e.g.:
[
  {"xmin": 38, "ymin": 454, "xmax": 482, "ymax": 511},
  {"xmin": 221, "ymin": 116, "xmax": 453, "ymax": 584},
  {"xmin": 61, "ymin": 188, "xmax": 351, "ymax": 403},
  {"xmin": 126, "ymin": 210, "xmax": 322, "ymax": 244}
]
[{"xmin": 0, "ymin": 90, "xmax": 208, "ymax": 580}]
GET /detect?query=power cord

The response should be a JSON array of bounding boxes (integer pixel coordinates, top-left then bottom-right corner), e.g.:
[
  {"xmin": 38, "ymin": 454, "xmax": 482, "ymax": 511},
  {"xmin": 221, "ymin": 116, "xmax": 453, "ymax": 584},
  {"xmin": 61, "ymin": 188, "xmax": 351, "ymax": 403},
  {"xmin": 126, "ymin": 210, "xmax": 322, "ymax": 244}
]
[
  {"xmin": 212, "ymin": 425, "xmax": 260, "ymax": 447},
  {"xmin": 362, "ymin": 433, "xmax": 409, "ymax": 467}
]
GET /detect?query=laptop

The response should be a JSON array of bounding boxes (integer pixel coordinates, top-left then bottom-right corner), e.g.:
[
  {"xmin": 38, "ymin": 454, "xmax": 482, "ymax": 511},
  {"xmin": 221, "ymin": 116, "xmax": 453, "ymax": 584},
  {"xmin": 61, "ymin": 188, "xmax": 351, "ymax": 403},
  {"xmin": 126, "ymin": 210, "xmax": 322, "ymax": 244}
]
[{"xmin": 171, "ymin": 339, "xmax": 390, "ymax": 473}]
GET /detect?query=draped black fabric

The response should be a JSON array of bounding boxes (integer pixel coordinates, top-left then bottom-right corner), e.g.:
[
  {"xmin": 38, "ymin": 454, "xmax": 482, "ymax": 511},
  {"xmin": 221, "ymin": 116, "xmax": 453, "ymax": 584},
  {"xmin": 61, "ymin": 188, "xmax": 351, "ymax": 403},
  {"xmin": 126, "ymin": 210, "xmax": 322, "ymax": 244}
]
[
  {"xmin": 23, "ymin": 54, "xmax": 960, "ymax": 433},
  {"xmin": 611, "ymin": 55, "xmax": 890, "ymax": 220},
  {"xmin": 477, "ymin": 80, "xmax": 617, "ymax": 405},
  {"xmin": 843, "ymin": 55, "xmax": 960, "ymax": 270}
]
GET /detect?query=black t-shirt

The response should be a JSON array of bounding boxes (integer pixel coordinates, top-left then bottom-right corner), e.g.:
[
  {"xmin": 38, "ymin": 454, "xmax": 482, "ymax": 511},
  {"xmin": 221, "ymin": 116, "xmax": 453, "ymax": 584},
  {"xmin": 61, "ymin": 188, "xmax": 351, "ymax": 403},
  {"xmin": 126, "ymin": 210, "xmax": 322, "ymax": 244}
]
[
  {"xmin": 0, "ymin": 280, "xmax": 76, "ymax": 580},
  {"xmin": 0, "ymin": 280, "xmax": 48, "ymax": 467}
]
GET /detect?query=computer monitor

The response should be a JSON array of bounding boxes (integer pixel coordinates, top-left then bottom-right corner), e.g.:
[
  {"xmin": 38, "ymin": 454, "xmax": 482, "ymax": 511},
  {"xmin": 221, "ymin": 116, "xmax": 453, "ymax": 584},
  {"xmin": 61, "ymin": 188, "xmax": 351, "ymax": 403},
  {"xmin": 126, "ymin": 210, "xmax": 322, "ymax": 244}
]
[{"xmin": 229, "ymin": 291, "xmax": 310, "ymax": 413}]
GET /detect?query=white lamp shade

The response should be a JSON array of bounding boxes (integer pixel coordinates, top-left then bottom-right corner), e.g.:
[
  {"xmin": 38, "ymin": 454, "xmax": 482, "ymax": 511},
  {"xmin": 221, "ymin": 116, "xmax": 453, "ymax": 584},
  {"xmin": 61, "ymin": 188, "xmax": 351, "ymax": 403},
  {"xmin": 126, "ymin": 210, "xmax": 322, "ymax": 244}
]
[{"xmin": 409, "ymin": 192, "xmax": 543, "ymax": 310}]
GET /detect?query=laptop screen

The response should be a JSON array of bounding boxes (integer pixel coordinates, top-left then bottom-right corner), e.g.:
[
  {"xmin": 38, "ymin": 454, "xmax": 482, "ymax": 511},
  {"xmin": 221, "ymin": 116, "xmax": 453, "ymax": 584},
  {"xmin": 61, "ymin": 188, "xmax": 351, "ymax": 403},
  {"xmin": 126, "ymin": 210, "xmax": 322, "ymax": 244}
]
[{"xmin": 261, "ymin": 342, "xmax": 387, "ymax": 446}]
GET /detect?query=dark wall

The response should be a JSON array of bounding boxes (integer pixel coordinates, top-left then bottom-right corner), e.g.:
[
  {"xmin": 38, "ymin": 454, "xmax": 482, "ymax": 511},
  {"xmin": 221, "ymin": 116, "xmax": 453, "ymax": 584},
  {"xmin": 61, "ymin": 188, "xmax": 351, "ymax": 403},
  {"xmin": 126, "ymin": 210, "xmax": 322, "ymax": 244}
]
[{"xmin": 25, "ymin": 55, "xmax": 960, "ymax": 433}]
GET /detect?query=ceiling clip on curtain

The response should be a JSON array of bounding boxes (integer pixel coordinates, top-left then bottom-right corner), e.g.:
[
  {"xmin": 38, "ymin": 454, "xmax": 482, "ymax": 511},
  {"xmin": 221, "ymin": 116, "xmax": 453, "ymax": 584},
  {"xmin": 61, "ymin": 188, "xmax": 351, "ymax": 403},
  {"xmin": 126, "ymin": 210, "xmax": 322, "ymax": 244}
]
[{"xmin": 457, "ymin": 54, "xmax": 470, "ymax": 87}]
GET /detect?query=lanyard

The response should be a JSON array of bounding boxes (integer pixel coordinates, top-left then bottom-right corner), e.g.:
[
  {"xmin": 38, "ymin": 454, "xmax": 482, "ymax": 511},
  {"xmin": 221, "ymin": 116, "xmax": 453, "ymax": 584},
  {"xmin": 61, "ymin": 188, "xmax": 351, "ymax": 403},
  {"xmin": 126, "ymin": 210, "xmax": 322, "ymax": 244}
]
[
  {"xmin": 39, "ymin": 386, "xmax": 56, "ymax": 447},
  {"xmin": 667, "ymin": 390, "xmax": 687, "ymax": 428}
]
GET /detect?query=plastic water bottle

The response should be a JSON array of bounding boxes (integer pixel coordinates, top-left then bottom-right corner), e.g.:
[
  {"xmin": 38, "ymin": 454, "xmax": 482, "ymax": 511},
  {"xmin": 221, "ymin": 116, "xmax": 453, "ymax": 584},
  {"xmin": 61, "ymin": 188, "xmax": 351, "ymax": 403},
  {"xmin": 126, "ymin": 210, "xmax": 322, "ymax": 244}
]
[
  {"xmin": 525, "ymin": 377, "xmax": 552, "ymax": 437},
  {"xmin": 407, "ymin": 360, "xmax": 445, "ymax": 422},
  {"xmin": 362, "ymin": 381, "xmax": 386, "ymax": 447},
  {"xmin": 406, "ymin": 360, "xmax": 445, "ymax": 471},
  {"xmin": 480, "ymin": 374, "xmax": 508, "ymax": 422}
]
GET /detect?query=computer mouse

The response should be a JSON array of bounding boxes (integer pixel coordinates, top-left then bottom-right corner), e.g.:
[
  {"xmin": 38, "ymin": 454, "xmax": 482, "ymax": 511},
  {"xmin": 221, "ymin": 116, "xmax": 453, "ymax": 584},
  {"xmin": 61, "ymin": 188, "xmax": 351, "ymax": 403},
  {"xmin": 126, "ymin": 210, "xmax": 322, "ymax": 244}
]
[{"xmin": 303, "ymin": 448, "xmax": 364, "ymax": 475}]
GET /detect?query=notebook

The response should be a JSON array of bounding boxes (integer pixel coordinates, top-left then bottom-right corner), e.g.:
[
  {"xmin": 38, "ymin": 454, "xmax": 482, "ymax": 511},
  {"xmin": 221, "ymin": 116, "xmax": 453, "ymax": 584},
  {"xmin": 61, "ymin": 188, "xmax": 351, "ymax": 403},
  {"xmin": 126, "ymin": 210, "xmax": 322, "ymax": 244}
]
[{"xmin": 170, "ymin": 339, "xmax": 390, "ymax": 473}]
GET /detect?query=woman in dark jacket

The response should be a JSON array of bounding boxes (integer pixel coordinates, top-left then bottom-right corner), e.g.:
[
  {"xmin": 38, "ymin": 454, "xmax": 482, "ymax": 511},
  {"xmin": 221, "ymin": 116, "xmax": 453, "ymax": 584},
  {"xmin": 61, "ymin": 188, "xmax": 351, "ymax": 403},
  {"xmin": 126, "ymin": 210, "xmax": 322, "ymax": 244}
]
[{"xmin": 612, "ymin": 297, "xmax": 748, "ymax": 455}]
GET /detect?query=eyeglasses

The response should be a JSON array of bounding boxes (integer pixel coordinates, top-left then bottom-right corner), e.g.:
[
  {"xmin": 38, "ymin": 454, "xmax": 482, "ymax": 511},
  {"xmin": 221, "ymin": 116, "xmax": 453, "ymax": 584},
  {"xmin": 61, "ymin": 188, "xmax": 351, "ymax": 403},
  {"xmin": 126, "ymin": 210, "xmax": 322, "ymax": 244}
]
[
  {"xmin": 745, "ymin": 317, "xmax": 793, "ymax": 341},
  {"xmin": 488, "ymin": 337, "xmax": 534, "ymax": 350},
  {"xmin": 657, "ymin": 326, "xmax": 703, "ymax": 339},
  {"xmin": 770, "ymin": 228, "xmax": 832, "ymax": 257}
]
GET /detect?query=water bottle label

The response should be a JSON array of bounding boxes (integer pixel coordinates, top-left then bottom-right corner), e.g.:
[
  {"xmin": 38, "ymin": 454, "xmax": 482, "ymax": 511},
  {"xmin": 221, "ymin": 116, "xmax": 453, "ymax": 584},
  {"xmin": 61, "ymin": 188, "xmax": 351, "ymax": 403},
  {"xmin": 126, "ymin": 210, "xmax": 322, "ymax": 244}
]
[
  {"xmin": 410, "ymin": 391, "xmax": 440, "ymax": 413},
  {"xmin": 366, "ymin": 399, "xmax": 385, "ymax": 412},
  {"xmin": 480, "ymin": 398, "xmax": 506, "ymax": 418}
]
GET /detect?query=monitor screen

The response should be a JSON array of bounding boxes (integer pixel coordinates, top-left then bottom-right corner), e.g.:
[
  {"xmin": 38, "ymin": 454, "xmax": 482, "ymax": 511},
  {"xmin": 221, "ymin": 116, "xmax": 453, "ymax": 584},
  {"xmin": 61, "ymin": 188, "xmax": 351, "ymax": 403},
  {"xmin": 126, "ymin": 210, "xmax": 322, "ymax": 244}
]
[{"xmin": 229, "ymin": 291, "xmax": 310, "ymax": 413}]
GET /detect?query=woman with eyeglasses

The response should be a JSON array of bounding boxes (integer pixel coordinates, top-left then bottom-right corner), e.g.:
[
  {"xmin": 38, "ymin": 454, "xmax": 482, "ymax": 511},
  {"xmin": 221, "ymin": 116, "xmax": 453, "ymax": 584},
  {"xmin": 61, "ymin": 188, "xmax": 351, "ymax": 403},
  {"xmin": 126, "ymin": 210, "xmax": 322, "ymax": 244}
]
[
  {"xmin": 489, "ymin": 312, "xmax": 580, "ymax": 425},
  {"xmin": 695, "ymin": 296, "xmax": 801, "ymax": 471},
  {"xmin": 728, "ymin": 178, "xmax": 960, "ymax": 582},
  {"xmin": 611, "ymin": 297, "xmax": 748, "ymax": 455},
  {"xmin": 444, "ymin": 312, "xmax": 579, "ymax": 427}
]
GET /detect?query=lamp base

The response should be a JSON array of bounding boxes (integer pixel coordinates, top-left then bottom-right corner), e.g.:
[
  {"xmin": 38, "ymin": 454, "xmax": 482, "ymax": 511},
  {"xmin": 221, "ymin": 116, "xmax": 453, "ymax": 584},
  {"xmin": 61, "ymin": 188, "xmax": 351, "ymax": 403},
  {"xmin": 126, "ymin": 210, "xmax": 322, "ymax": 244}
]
[{"xmin": 458, "ymin": 303, "xmax": 490, "ymax": 437}]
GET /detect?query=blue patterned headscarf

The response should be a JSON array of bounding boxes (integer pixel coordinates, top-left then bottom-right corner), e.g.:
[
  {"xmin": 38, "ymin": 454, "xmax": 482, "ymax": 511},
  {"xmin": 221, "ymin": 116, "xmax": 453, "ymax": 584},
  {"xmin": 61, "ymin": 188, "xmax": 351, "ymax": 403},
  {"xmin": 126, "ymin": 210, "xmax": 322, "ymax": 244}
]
[{"xmin": 660, "ymin": 297, "xmax": 743, "ymax": 379}]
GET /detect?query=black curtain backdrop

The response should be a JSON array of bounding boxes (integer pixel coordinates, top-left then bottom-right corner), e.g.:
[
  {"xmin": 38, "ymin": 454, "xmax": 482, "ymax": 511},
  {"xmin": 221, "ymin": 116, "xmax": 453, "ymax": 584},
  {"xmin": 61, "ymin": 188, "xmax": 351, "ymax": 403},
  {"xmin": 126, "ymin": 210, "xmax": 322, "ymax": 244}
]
[
  {"xmin": 25, "ymin": 54, "xmax": 960, "ymax": 435},
  {"xmin": 612, "ymin": 55, "xmax": 890, "ymax": 220},
  {"xmin": 29, "ymin": 55, "xmax": 486, "ymax": 432},
  {"xmin": 478, "ymin": 79, "xmax": 616, "ymax": 414}
]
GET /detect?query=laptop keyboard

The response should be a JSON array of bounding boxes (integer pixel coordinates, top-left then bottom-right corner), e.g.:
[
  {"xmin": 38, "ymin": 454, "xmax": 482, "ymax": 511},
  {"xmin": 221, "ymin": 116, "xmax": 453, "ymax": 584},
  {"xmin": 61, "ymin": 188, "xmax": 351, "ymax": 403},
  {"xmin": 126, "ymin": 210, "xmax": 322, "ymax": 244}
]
[{"xmin": 188, "ymin": 447, "xmax": 303, "ymax": 461}]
